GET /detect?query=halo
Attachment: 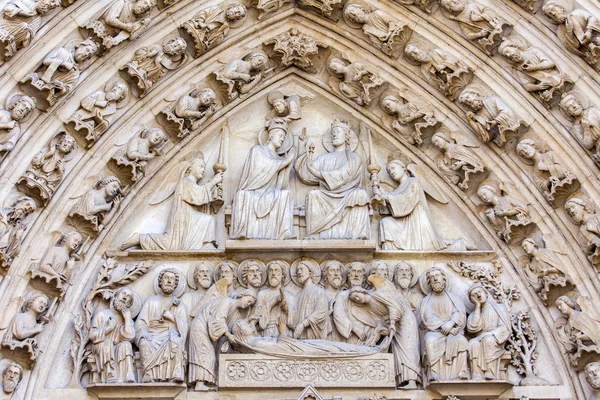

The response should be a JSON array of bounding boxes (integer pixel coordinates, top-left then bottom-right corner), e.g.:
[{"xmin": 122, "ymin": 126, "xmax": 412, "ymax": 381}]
[
  {"xmin": 214, "ymin": 261, "xmax": 239, "ymax": 283},
  {"xmin": 393, "ymin": 261, "xmax": 419, "ymax": 288},
  {"xmin": 266, "ymin": 259, "xmax": 291, "ymax": 286},
  {"xmin": 290, "ymin": 258, "xmax": 321, "ymax": 287},
  {"xmin": 187, "ymin": 261, "xmax": 215, "ymax": 290},
  {"xmin": 342, "ymin": 0, "xmax": 372, "ymax": 29},
  {"xmin": 237, "ymin": 259, "xmax": 267, "ymax": 288},
  {"xmin": 103, "ymin": 78, "xmax": 131, "ymax": 109},
  {"xmin": 258, "ymin": 125, "xmax": 294, "ymax": 155},
  {"xmin": 403, "ymin": 39, "xmax": 431, "ymax": 66},
  {"xmin": 459, "ymin": 84, "xmax": 489, "ymax": 99},
  {"xmin": 319, "ymin": 260, "xmax": 347, "ymax": 287},
  {"xmin": 367, "ymin": 260, "xmax": 395, "ymax": 281},
  {"xmin": 153, "ymin": 267, "xmax": 186, "ymax": 298},
  {"xmin": 344, "ymin": 261, "xmax": 368, "ymax": 288},
  {"xmin": 322, "ymin": 123, "xmax": 359, "ymax": 152},
  {"xmin": 126, "ymin": 290, "xmax": 143, "ymax": 319},
  {"xmin": 419, "ymin": 266, "xmax": 451, "ymax": 295}
]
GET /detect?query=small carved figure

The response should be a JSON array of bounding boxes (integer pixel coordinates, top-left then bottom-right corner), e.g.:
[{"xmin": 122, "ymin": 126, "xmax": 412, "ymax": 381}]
[
  {"xmin": 266, "ymin": 90, "xmax": 304, "ymax": 122},
  {"xmin": 586, "ymin": 362, "xmax": 600, "ymax": 400},
  {"xmin": 0, "ymin": 362, "xmax": 22, "ymax": 399},
  {"xmin": 466, "ymin": 284, "xmax": 511, "ymax": 380},
  {"xmin": 182, "ymin": 262, "xmax": 214, "ymax": 319},
  {"xmin": 84, "ymin": 0, "xmax": 154, "ymax": 53},
  {"xmin": 555, "ymin": 295, "xmax": 600, "ymax": 368},
  {"xmin": 135, "ymin": 268, "xmax": 188, "ymax": 382},
  {"xmin": 380, "ymin": 92, "xmax": 438, "ymax": 145},
  {"xmin": 543, "ymin": 0, "xmax": 600, "ymax": 71},
  {"xmin": 30, "ymin": 231, "xmax": 83, "ymax": 294},
  {"xmin": 214, "ymin": 51, "xmax": 269, "ymax": 102},
  {"xmin": 0, "ymin": 93, "xmax": 35, "ymax": 156},
  {"xmin": 0, "ymin": 196, "xmax": 36, "ymax": 270},
  {"xmin": 499, "ymin": 37, "xmax": 573, "ymax": 108},
  {"xmin": 121, "ymin": 155, "xmax": 221, "ymax": 250},
  {"xmin": 109, "ymin": 127, "xmax": 168, "ymax": 183},
  {"xmin": 516, "ymin": 138, "xmax": 579, "ymax": 206},
  {"xmin": 559, "ymin": 92, "xmax": 600, "ymax": 166},
  {"xmin": 328, "ymin": 57, "xmax": 385, "ymax": 106},
  {"xmin": 66, "ymin": 80, "xmax": 129, "ymax": 146},
  {"xmin": 565, "ymin": 197, "xmax": 600, "ymax": 267},
  {"xmin": 520, "ymin": 237, "xmax": 572, "ymax": 305},
  {"xmin": 264, "ymin": 29, "xmax": 327, "ymax": 71},
  {"xmin": 291, "ymin": 259, "xmax": 329, "ymax": 339},
  {"xmin": 0, "ymin": 0, "xmax": 59, "ymax": 60},
  {"xmin": 297, "ymin": 0, "xmax": 343, "ymax": 20},
  {"xmin": 68, "ymin": 176, "xmax": 121, "ymax": 235},
  {"xmin": 431, "ymin": 131, "xmax": 485, "ymax": 190},
  {"xmin": 2, "ymin": 291, "xmax": 50, "ymax": 364},
  {"xmin": 231, "ymin": 118, "xmax": 295, "ymax": 240},
  {"xmin": 17, "ymin": 133, "xmax": 76, "ymax": 205},
  {"xmin": 295, "ymin": 119, "xmax": 370, "ymax": 240},
  {"xmin": 404, "ymin": 41, "xmax": 473, "ymax": 99},
  {"xmin": 477, "ymin": 179, "xmax": 533, "ymax": 244},
  {"xmin": 120, "ymin": 37, "xmax": 187, "ymax": 98},
  {"xmin": 20, "ymin": 39, "xmax": 98, "ymax": 110},
  {"xmin": 253, "ymin": 260, "xmax": 295, "ymax": 337},
  {"xmin": 459, "ymin": 85, "xmax": 526, "ymax": 147},
  {"xmin": 157, "ymin": 88, "xmax": 217, "ymax": 138},
  {"xmin": 344, "ymin": 3, "xmax": 410, "ymax": 58},
  {"xmin": 393, "ymin": 261, "xmax": 422, "ymax": 311},
  {"xmin": 438, "ymin": 0, "xmax": 512, "ymax": 55},
  {"xmin": 181, "ymin": 4, "xmax": 246, "ymax": 57},
  {"xmin": 419, "ymin": 267, "xmax": 469, "ymax": 381},
  {"xmin": 89, "ymin": 287, "xmax": 137, "ymax": 383}
]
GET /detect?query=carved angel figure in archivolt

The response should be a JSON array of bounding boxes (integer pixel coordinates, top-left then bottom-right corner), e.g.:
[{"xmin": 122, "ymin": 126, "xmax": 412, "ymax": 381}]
[
  {"xmin": 565, "ymin": 195, "xmax": 600, "ymax": 269},
  {"xmin": 213, "ymin": 51, "xmax": 270, "ymax": 102},
  {"xmin": 328, "ymin": 55, "xmax": 386, "ymax": 106},
  {"xmin": 380, "ymin": 90, "xmax": 438, "ymax": 146},
  {"xmin": 431, "ymin": 130, "xmax": 486, "ymax": 190}
]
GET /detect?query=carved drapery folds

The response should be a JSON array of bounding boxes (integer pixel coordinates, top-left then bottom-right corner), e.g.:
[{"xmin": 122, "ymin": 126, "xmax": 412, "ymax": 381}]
[
  {"xmin": 327, "ymin": 56, "xmax": 386, "ymax": 106},
  {"xmin": 156, "ymin": 87, "xmax": 218, "ymax": 139}
]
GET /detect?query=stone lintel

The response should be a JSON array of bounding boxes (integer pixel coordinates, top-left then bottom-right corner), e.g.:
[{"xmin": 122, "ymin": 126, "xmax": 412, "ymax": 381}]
[
  {"xmin": 86, "ymin": 383, "xmax": 187, "ymax": 399},
  {"xmin": 427, "ymin": 380, "xmax": 514, "ymax": 398},
  {"xmin": 224, "ymin": 240, "xmax": 378, "ymax": 252}
]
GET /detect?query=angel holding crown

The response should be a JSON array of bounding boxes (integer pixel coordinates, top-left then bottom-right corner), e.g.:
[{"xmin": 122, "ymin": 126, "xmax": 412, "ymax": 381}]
[{"xmin": 120, "ymin": 154, "xmax": 222, "ymax": 251}]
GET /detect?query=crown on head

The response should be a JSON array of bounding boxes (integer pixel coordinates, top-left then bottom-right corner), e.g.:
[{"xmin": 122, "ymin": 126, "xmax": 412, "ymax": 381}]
[
  {"xmin": 331, "ymin": 118, "xmax": 350, "ymax": 131},
  {"xmin": 267, "ymin": 117, "xmax": 288, "ymax": 132}
]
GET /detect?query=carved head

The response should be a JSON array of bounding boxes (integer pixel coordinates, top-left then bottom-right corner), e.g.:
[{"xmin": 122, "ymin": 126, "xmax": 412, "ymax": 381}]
[
  {"xmin": 25, "ymin": 291, "xmax": 49, "ymax": 315},
  {"xmin": 95, "ymin": 176, "xmax": 121, "ymax": 198},
  {"xmin": 431, "ymin": 132, "xmax": 450, "ymax": 151},
  {"xmin": 458, "ymin": 87, "xmax": 484, "ymax": 111},
  {"xmin": 344, "ymin": 4, "xmax": 368, "ymax": 24},
  {"xmin": 106, "ymin": 81, "xmax": 129, "ymax": 102},
  {"xmin": 559, "ymin": 93, "xmax": 584, "ymax": 119},
  {"xmin": 158, "ymin": 269, "xmax": 179, "ymax": 294},
  {"xmin": 555, "ymin": 295, "xmax": 577, "ymax": 315},
  {"xmin": 565, "ymin": 197, "xmax": 592, "ymax": 224},
  {"xmin": 386, "ymin": 159, "xmax": 407, "ymax": 182},
  {"xmin": 394, "ymin": 261, "xmax": 415, "ymax": 290},
  {"xmin": 322, "ymin": 260, "xmax": 344, "ymax": 289},
  {"xmin": 193, "ymin": 262, "xmax": 214, "ymax": 290},
  {"xmin": 57, "ymin": 134, "xmax": 76, "ymax": 155},
  {"xmin": 268, "ymin": 91, "xmax": 287, "ymax": 114},
  {"xmin": 35, "ymin": 0, "xmax": 58, "ymax": 14},
  {"xmin": 2, "ymin": 363, "xmax": 22, "ymax": 394},
  {"xmin": 477, "ymin": 180, "xmax": 499, "ymax": 205},
  {"xmin": 369, "ymin": 260, "xmax": 391, "ymax": 280},
  {"xmin": 60, "ymin": 231, "xmax": 83, "ymax": 252},
  {"xmin": 8, "ymin": 95, "xmax": 35, "ymax": 122},
  {"xmin": 404, "ymin": 42, "xmax": 429, "ymax": 64},
  {"xmin": 516, "ymin": 138, "xmax": 538, "ymax": 160},
  {"xmin": 248, "ymin": 52, "xmax": 268, "ymax": 70},
  {"xmin": 330, "ymin": 119, "xmax": 350, "ymax": 148},
  {"xmin": 468, "ymin": 284, "xmax": 488, "ymax": 304},
  {"xmin": 267, "ymin": 118, "xmax": 288, "ymax": 149},
  {"xmin": 144, "ymin": 127, "xmax": 168, "ymax": 147},
  {"xmin": 542, "ymin": 1, "xmax": 568, "ymax": 24},
  {"xmin": 112, "ymin": 287, "xmax": 134, "ymax": 311},
  {"xmin": 348, "ymin": 286, "xmax": 371, "ymax": 304},
  {"xmin": 498, "ymin": 40, "xmax": 524, "ymax": 63},
  {"xmin": 296, "ymin": 261, "xmax": 314, "ymax": 285},
  {"xmin": 381, "ymin": 94, "xmax": 399, "ymax": 114},
  {"xmin": 74, "ymin": 40, "xmax": 98, "ymax": 63},
  {"xmin": 328, "ymin": 58, "xmax": 348, "ymax": 75},
  {"xmin": 132, "ymin": 0, "xmax": 154, "ymax": 15},
  {"xmin": 163, "ymin": 37, "xmax": 187, "ymax": 57},
  {"xmin": 439, "ymin": 0, "xmax": 465, "ymax": 13},
  {"xmin": 225, "ymin": 3, "xmax": 247, "ymax": 22},
  {"xmin": 426, "ymin": 267, "xmax": 447, "ymax": 293},
  {"xmin": 241, "ymin": 260, "xmax": 263, "ymax": 289},
  {"xmin": 195, "ymin": 88, "xmax": 217, "ymax": 107},
  {"xmin": 235, "ymin": 289, "xmax": 257, "ymax": 309},
  {"xmin": 186, "ymin": 157, "xmax": 206, "ymax": 182},
  {"xmin": 216, "ymin": 261, "xmax": 236, "ymax": 282},
  {"xmin": 347, "ymin": 262, "xmax": 366, "ymax": 287},
  {"xmin": 586, "ymin": 362, "xmax": 600, "ymax": 390},
  {"xmin": 266, "ymin": 260, "xmax": 287, "ymax": 288},
  {"xmin": 521, "ymin": 237, "xmax": 538, "ymax": 256},
  {"xmin": 9, "ymin": 196, "xmax": 36, "ymax": 222}
]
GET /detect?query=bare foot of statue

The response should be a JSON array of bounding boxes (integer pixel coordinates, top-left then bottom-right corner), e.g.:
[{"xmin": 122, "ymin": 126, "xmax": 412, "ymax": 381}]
[{"xmin": 120, "ymin": 233, "xmax": 140, "ymax": 251}]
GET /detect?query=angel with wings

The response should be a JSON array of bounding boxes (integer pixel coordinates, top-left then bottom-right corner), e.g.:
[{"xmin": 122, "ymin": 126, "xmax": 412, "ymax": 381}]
[
  {"xmin": 120, "ymin": 154, "xmax": 222, "ymax": 251},
  {"xmin": 380, "ymin": 91, "xmax": 438, "ymax": 146},
  {"xmin": 555, "ymin": 295, "xmax": 600, "ymax": 368},
  {"xmin": 327, "ymin": 56, "xmax": 386, "ymax": 106},
  {"xmin": 431, "ymin": 131, "xmax": 485, "ymax": 190},
  {"xmin": 214, "ymin": 52, "xmax": 269, "ymax": 102}
]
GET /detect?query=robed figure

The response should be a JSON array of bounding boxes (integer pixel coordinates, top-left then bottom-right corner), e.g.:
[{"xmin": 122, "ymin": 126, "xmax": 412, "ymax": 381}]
[
  {"xmin": 231, "ymin": 118, "xmax": 296, "ymax": 240},
  {"xmin": 291, "ymin": 259, "xmax": 329, "ymax": 340},
  {"xmin": 295, "ymin": 119, "xmax": 369, "ymax": 239}
]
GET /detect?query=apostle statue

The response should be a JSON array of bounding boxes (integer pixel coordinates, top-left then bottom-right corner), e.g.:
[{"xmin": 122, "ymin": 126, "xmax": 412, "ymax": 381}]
[
  {"xmin": 238, "ymin": 259, "xmax": 266, "ymax": 295},
  {"xmin": 0, "ymin": 93, "xmax": 35, "ymax": 156},
  {"xmin": 89, "ymin": 287, "xmax": 137, "ymax": 383},
  {"xmin": 135, "ymin": 268, "xmax": 188, "ymax": 382},
  {"xmin": 564, "ymin": 197, "xmax": 600, "ymax": 267},
  {"xmin": 157, "ymin": 88, "xmax": 217, "ymax": 138},
  {"xmin": 291, "ymin": 259, "xmax": 329, "ymax": 339},
  {"xmin": 438, "ymin": 0, "xmax": 511, "ymax": 55},
  {"xmin": 68, "ymin": 176, "xmax": 121, "ymax": 235},
  {"xmin": 214, "ymin": 51, "xmax": 269, "ymax": 101},
  {"xmin": 20, "ymin": 39, "xmax": 98, "ymax": 110},
  {"xmin": 230, "ymin": 117, "xmax": 296, "ymax": 240},
  {"xmin": 559, "ymin": 92, "xmax": 600, "ymax": 166},
  {"xmin": 182, "ymin": 262, "xmax": 214, "ymax": 319},
  {"xmin": 458, "ymin": 85, "xmax": 526, "ymax": 147},
  {"xmin": 84, "ymin": 0, "xmax": 154, "ymax": 53},
  {"xmin": 419, "ymin": 267, "xmax": 469, "ymax": 381},
  {"xmin": 253, "ymin": 260, "xmax": 295, "ymax": 337},
  {"xmin": 66, "ymin": 80, "xmax": 129, "ymax": 146},
  {"xmin": 586, "ymin": 362, "xmax": 600, "ymax": 400},
  {"xmin": 327, "ymin": 58, "xmax": 385, "ymax": 106},
  {"xmin": 0, "ymin": 196, "xmax": 36, "ymax": 270},
  {"xmin": 17, "ymin": 132, "xmax": 76, "ymax": 205},
  {"xmin": 0, "ymin": 0, "xmax": 59, "ymax": 60},
  {"xmin": 188, "ymin": 286, "xmax": 256, "ymax": 390},
  {"xmin": 120, "ymin": 155, "xmax": 221, "ymax": 250},
  {"xmin": 431, "ymin": 131, "xmax": 485, "ymax": 190},
  {"xmin": 295, "ymin": 119, "xmax": 370, "ymax": 240},
  {"xmin": 181, "ymin": 3, "xmax": 246, "ymax": 57},
  {"xmin": 214, "ymin": 261, "xmax": 238, "ymax": 296},
  {"xmin": 0, "ymin": 363, "xmax": 22, "ymax": 400},
  {"xmin": 393, "ymin": 261, "xmax": 422, "ymax": 311},
  {"xmin": 120, "ymin": 37, "xmax": 187, "ymax": 97},
  {"xmin": 499, "ymin": 37, "xmax": 573, "ymax": 108},
  {"xmin": 404, "ymin": 41, "xmax": 473, "ymax": 99},
  {"xmin": 466, "ymin": 284, "xmax": 511, "ymax": 380},
  {"xmin": 321, "ymin": 260, "xmax": 345, "ymax": 340}
]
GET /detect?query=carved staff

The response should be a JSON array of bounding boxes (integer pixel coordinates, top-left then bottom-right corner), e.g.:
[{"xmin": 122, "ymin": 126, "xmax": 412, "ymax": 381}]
[
  {"xmin": 362, "ymin": 122, "xmax": 384, "ymax": 208},
  {"xmin": 39, "ymin": 297, "xmax": 59, "ymax": 324},
  {"xmin": 212, "ymin": 124, "xmax": 228, "ymax": 213}
]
